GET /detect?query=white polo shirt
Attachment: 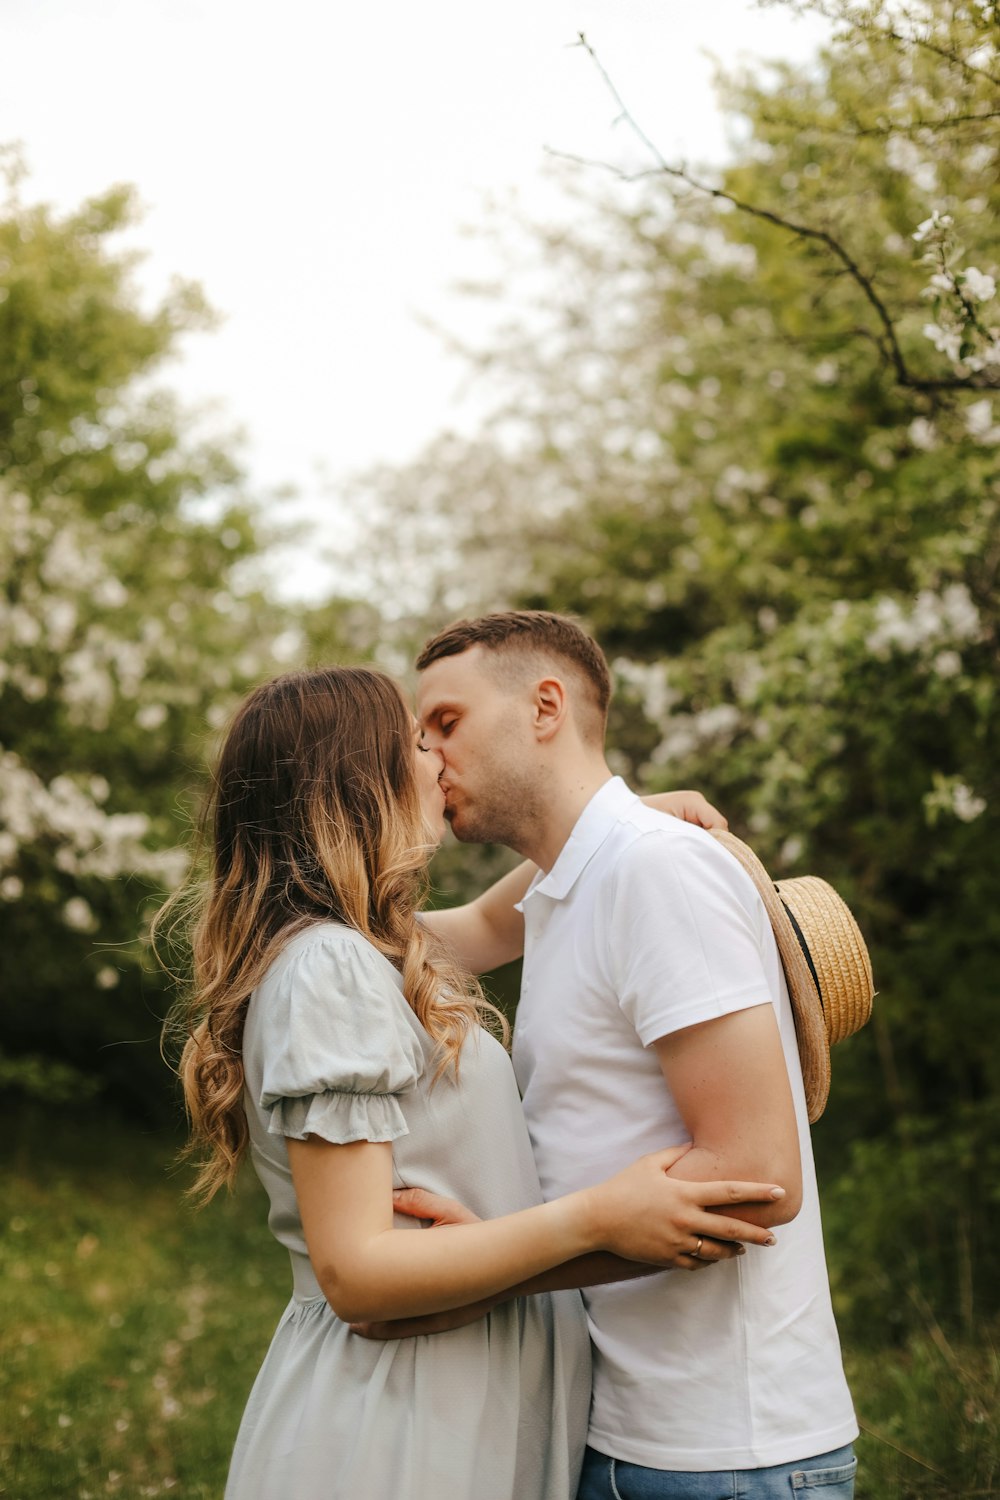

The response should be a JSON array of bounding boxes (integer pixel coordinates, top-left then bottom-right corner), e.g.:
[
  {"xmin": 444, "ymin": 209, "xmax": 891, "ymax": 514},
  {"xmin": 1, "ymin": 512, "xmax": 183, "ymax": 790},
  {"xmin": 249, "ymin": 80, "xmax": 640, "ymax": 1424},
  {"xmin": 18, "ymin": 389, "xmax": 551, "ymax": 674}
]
[{"xmin": 513, "ymin": 777, "xmax": 857, "ymax": 1471}]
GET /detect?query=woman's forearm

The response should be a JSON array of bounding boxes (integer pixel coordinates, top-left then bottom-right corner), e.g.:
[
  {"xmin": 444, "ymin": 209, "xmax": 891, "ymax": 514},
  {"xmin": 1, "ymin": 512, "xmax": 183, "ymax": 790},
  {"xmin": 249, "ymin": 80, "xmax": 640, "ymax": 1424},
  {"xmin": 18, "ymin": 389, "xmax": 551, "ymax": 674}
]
[
  {"xmin": 322, "ymin": 1197, "xmax": 597, "ymax": 1323},
  {"xmin": 291, "ymin": 1138, "xmax": 783, "ymax": 1325},
  {"xmin": 346, "ymin": 1254, "xmax": 659, "ymax": 1341}
]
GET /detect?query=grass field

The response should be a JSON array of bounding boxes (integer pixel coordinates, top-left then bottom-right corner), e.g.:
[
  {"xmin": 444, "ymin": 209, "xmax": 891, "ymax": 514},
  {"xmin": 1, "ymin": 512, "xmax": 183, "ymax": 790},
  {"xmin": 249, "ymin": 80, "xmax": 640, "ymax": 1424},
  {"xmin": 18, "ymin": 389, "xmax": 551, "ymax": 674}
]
[
  {"xmin": 1, "ymin": 1117, "xmax": 287, "ymax": 1499},
  {"xmin": 1, "ymin": 1116, "xmax": 996, "ymax": 1499}
]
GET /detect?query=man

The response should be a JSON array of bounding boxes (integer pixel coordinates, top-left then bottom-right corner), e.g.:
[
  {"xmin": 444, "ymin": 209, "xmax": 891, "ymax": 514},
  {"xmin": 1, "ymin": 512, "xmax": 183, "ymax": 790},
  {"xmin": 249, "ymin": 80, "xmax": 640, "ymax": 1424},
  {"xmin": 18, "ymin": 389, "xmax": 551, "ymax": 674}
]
[{"xmin": 414, "ymin": 610, "xmax": 858, "ymax": 1499}]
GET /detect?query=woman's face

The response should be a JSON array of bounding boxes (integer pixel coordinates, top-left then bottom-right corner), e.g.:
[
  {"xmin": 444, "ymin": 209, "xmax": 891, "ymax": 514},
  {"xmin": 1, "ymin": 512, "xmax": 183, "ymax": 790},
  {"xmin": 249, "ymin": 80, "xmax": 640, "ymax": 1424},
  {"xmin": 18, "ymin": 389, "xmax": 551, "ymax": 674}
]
[{"xmin": 412, "ymin": 718, "xmax": 446, "ymax": 840}]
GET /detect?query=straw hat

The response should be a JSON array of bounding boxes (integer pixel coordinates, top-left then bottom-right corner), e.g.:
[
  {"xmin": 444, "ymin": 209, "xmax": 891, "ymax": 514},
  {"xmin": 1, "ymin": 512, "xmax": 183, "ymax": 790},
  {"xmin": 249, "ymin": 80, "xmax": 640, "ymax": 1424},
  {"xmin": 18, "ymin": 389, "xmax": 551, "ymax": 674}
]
[{"xmin": 709, "ymin": 829, "xmax": 875, "ymax": 1123}]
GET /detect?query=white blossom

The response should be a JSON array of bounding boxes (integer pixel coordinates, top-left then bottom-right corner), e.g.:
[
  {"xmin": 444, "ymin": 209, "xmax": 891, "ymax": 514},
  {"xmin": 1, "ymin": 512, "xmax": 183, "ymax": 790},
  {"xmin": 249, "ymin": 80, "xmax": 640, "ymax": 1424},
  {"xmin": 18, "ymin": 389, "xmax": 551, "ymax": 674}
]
[
  {"xmin": 960, "ymin": 267, "xmax": 996, "ymax": 303},
  {"xmin": 927, "ymin": 774, "xmax": 988, "ymax": 824},
  {"xmin": 886, "ymin": 136, "xmax": 937, "ymax": 191},
  {"xmin": 922, "ymin": 323, "xmax": 962, "ymax": 362},
  {"xmin": 965, "ymin": 399, "xmax": 1000, "ymax": 444},
  {"xmin": 865, "ymin": 585, "xmax": 981, "ymax": 658},
  {"xmin": 613, "ymin": 658, "xmax": 679, "ymax": 724},
  {"xmin": 91, "ymin": 576, "xmax": 129, "ymax": 609},
  {"xmin": 136, "ymin": 703, "xmax": 168, "ymax": 731},
  {"xmin": 62, "ymin": 896, "xmax": 96, "ymax": 932},
  {"xmin": 912, "ymin": 211, "xmax": 953, "ymax": 243},
  {"xmin": 932, "ymin": 650, "xmax": 962, "ymax": 678},
  {"xmin": 779, "ymin": 836, "xmax": 804, "ymax": 866},
  {"xmin": 0, "ymin": 750, "xmax": 188, "ymax": 884},
  {"xmin": 908, "ymin": 418, "xmax": 937, "ymax": 450},
  {"xmin": 648, "ymin": 703, "xmax": 742, "ymax": 767},
  {"xmin": 953, "ymin": 783, "xmax": 987, "ymax": 822}
]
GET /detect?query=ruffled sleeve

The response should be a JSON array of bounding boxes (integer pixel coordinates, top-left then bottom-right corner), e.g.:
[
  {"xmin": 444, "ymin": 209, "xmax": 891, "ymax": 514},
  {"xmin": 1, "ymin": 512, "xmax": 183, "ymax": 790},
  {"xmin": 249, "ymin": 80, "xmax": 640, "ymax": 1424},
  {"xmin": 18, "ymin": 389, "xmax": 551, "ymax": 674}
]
[{"xmin": 255, "ymin": 929, "xmax": 423, "ymax": 1145}]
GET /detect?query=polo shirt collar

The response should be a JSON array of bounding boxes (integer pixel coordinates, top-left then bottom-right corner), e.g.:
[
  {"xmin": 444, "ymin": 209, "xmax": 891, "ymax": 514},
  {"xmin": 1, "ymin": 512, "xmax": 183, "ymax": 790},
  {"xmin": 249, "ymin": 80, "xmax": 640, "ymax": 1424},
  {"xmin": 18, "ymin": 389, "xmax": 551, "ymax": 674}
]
[{"xmin": 517, "ymin": 775, "xmax": 638, "ymax": 908}]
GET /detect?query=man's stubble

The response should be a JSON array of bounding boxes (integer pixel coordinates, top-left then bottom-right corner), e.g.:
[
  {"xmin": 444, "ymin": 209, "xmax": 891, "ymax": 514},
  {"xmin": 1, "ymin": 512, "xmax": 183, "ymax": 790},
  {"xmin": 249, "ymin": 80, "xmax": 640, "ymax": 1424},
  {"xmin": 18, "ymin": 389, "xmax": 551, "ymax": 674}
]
[{"xmin": 448, "ymin": 735, "xmax": 551, "ymax": 858}]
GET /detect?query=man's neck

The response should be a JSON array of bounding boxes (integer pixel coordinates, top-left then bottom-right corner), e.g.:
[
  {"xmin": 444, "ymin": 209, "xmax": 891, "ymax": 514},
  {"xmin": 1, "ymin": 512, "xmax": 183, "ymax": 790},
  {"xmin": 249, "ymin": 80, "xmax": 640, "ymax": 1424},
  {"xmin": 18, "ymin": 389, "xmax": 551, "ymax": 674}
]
[{"xmin": 513, "ymin": 762, "xmax": 614, "ymax": 873}]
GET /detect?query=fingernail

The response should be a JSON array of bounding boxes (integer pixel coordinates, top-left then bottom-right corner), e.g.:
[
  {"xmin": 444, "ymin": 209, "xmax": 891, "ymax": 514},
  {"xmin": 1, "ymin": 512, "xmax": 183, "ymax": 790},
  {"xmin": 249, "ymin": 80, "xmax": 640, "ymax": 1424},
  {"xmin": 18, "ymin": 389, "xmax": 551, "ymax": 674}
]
[
  {"xmin": 769, "ymin": 1187, "xmax": 785, "ymax": 1198},
  {"xmin": 736, "ymin": 1245, "xmax": 746, "ymax": 1255},
  {"xmin": 764, "ymin": 1235, "xmax": 776, "ymax": 1246}
]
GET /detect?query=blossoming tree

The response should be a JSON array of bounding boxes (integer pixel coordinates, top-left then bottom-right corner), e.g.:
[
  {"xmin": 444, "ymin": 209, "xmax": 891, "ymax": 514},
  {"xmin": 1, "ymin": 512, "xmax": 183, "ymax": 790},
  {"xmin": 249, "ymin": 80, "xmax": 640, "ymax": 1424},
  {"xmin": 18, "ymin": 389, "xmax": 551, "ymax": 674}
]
[
  {"xmin": 350, "ymin": 0, "xmax": 1000, "ymax": 1345},
  {"xmin": 0, "ymin": 166, "xmax": 294, "ymax": 1117}
]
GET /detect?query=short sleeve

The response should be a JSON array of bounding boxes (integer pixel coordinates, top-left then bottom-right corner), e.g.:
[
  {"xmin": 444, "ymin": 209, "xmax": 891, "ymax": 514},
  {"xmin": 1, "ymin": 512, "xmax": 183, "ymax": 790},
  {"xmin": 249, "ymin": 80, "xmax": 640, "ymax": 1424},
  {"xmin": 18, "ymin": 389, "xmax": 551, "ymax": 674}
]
[
  {"xmin": 608, "ymin": 828, "xmax": 772, "ymax": 1045},
  {"xmin": 254, "ymin": 931, "xmax": 423, "ymax": 1145}
]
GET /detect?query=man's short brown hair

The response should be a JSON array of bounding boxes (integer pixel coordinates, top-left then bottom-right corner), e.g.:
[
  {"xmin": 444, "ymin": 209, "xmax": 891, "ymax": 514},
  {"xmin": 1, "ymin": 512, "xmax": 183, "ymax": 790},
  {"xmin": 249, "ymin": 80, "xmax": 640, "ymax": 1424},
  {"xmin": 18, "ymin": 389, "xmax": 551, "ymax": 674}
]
[{"xmin": 416, "ymin": 610, "xmax": 612, "ymax": 739}]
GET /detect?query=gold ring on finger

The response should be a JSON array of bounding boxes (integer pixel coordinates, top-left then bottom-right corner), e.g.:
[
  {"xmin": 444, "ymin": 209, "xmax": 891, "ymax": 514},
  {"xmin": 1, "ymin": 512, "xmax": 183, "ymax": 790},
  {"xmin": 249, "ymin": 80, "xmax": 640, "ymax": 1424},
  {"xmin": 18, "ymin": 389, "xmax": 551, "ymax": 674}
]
[{"xmin": 693, "ymin": 1236, "xmax": 703, "ymax": 1258}]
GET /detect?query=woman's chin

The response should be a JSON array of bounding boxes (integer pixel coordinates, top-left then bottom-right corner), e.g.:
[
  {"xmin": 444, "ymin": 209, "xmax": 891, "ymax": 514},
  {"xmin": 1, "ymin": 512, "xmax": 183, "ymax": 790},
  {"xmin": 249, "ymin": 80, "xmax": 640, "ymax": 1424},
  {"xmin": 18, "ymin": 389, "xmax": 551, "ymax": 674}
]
[{"xmin": 421, "ymin": 814, "xmax": 447, "ymax": 847}]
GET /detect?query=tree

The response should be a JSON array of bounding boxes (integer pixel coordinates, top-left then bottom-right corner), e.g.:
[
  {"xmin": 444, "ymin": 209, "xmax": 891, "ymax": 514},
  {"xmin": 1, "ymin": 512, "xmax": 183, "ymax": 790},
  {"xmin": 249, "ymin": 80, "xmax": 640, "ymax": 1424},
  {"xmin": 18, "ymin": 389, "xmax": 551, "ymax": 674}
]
[
  {"xmin": 0, "ymin": 161, "xmax": 300, "ymax": 1119},
  {"xmin": 347, "ymin": 0, "xmax": 1000, "ymax": 1345}
]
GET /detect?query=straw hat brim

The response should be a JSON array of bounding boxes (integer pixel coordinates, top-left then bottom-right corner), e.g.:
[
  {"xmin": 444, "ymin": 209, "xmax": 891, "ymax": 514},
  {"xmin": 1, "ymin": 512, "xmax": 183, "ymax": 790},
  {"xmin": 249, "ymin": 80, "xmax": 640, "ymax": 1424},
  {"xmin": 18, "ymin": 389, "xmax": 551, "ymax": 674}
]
[{"xmin": 709, "ymin": 829, "xmax": 874, "ymax": 1123}]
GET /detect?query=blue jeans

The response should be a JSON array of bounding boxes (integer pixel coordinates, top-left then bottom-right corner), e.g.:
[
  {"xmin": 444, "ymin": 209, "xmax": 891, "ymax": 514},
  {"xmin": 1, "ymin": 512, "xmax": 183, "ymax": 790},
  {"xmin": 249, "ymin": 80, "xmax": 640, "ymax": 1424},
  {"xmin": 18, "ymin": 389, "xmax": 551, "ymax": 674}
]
[{"xmin": 576, "ymin": 1443, "xmax": 856, "ymax": 1499}]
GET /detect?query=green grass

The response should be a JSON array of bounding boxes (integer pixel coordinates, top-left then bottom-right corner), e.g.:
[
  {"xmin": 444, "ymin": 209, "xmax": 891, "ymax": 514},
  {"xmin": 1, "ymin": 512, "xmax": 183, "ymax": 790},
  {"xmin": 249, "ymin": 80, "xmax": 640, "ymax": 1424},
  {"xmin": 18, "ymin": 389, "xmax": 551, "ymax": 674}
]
[
  {"xmin": 1, "ymin": 1116, "xmax": 286, "ymax": 1499},
  {"xmin": 2, "ymin": 1115, "xmax": 997, "ymax": 1499},
  {"xmin": 850, "ymin": 1335, "xmax": 999, "ymax": 1499}
]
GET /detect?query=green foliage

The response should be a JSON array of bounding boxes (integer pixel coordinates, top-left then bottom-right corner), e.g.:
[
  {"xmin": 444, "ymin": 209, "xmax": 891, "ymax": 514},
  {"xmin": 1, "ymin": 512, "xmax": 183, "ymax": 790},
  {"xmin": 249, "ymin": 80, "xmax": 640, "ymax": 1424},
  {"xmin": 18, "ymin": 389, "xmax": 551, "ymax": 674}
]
[
  {"xmin": 823, "ymin": 1099, "xmax": 1000, "ymax": 1345},
  {"xmin": 849, "ymin": 1328, "xmax": 1000, "ymax": 1498},
  {"xmin": 0, "ymin": 1047, "xmax": 102, "ymax": 1105},
  {"xmin": 0, "ymin": 163, "xmax": 307, "ymax": 1120}
]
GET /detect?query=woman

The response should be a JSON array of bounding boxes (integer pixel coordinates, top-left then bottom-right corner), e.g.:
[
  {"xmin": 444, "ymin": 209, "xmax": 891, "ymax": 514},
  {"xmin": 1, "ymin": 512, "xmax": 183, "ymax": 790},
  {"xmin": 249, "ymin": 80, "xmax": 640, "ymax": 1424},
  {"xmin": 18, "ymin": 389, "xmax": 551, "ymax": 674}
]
[{"xmin": 164, "ymin": 667, "xmax": 784, "ymax": 1500}]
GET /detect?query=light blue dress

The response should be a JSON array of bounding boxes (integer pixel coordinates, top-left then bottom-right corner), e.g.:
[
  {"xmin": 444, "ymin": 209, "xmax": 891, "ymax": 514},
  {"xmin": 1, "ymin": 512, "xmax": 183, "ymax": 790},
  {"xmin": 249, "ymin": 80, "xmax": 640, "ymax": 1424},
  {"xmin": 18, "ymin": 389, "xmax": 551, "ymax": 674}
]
[{"xmin": 225, "ymin": 923, "xmax": 592, "ymax": 1500}]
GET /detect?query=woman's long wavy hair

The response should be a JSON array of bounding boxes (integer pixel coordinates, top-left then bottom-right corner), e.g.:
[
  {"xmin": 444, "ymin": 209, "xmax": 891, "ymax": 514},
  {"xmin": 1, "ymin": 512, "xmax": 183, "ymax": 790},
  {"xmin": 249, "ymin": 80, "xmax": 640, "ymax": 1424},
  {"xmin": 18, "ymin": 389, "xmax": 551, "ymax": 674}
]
[{"xmin": 159, "ymin": 666, "xmax": 508, "ymax": 1203}]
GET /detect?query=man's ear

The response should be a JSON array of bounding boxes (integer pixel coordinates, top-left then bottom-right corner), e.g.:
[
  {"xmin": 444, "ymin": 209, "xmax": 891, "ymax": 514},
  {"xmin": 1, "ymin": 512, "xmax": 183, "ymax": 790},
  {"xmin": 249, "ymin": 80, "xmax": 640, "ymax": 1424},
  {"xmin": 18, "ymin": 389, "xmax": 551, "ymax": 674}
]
[{"xmin": 532, "ymin": 677, "xmax": 568, "ymax": 742}]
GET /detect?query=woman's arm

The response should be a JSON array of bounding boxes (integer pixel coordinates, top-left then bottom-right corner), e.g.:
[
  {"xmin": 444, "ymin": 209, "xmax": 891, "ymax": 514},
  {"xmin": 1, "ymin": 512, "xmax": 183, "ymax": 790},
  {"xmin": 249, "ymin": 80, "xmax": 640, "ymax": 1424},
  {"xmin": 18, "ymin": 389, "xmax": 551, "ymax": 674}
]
[
  {"xmin": 421, "ymin": 790, "xmax": 727, "ymax": 974},
  {"xmin": 288, "ymin": 1137, "xmax": 783, "ymax": 1324},
  {"xmin": 347, "ymin": 1187, "xmax": 743, "ymax": 1340}
]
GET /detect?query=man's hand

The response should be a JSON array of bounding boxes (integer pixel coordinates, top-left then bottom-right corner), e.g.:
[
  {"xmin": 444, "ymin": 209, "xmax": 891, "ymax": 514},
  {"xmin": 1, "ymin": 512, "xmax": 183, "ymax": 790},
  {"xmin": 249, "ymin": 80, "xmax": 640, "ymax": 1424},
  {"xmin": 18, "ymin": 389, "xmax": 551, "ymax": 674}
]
[
  {"xmin": 392, "ymin": 1186, "xmax": 481, "ymax": 1228},
  {"xmin": 644, "ymin": 790, "xmax": 728, "ymax": 831}
]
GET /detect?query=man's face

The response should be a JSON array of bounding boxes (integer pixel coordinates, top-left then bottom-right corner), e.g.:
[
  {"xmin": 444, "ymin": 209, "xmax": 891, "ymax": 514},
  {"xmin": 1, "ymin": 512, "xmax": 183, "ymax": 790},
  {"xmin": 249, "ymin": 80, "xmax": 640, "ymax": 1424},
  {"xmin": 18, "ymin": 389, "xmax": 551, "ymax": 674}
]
[{"xmin": 416, "ymin": 645, "xmax": 545, "ymax": 848}]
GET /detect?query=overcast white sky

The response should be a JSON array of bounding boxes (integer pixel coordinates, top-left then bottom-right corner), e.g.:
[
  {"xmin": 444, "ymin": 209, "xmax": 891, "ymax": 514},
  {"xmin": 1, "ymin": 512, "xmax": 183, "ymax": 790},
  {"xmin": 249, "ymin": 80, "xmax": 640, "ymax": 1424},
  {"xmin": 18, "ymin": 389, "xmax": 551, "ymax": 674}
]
[{"xmin": 3, "ymin": 0, "xmax": 829, "ymax": 597}]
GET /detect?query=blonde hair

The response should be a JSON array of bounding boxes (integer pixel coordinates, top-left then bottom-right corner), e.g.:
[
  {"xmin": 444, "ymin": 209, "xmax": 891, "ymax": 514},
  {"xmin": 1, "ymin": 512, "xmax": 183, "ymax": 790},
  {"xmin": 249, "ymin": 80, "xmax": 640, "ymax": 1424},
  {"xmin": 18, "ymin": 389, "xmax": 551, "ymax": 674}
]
[{"xmin": 159, "ymin": 666, "xmax": 507, "ymax": 1202}]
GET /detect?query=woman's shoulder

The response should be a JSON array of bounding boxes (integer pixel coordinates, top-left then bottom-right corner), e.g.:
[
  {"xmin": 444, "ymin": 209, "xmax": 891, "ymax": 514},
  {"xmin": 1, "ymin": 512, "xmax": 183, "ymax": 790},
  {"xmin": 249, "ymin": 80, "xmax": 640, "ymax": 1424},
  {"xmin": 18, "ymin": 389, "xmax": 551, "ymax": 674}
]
[
  {"xmin": 264, "ymin": 921, "xmax": 402, "ymax": 988},
  {"xmin": 246, "ymin": 921, "xmax": 424, "ymax": 1080},
  {"xmin": 248, "ymin": 923, "xmax": 410, "ymax": 1046}
]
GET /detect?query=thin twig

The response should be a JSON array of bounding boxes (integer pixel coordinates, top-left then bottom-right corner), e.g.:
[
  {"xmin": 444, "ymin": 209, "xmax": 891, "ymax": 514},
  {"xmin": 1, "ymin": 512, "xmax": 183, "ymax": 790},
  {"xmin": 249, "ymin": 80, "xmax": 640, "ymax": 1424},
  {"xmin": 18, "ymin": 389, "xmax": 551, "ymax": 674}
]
[
  {"xmin": 756, "ymin": 107, "xmax": 1000, "ymax": 137},
  {"xmin": 856, "ymin": 1417, "xmax": 949, "ymax": 1480},
  {"xmin": 797, "ymin": 0, "xmax": 1000, "ymax": 89},
  {"xmin": 557, "ymin": 33, "xmax": 998, "ymax": 394},
  {"xmin": 865, "ymin": 15, "xmax": 1000, "ymax": 91}
]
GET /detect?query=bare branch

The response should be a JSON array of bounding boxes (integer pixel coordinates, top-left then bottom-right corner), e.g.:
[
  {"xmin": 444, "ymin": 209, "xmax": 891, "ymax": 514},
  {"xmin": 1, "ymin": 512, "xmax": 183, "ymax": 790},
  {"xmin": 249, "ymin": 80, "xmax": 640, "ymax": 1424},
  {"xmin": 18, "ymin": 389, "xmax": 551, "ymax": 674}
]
[
  {"xmin": 769, "ymin": 0, "xmax": 1000, "ymax": 89},
  {"xmin": 861, "ymin": 14, "xmax": 1000, "ymax": 91},
  {"xmin": 559, "ymin": 33, "xmax": 999, "ymax": 394},
  {"xmin": 755, "ymin": 106, "xmax": 1000, "ymax": 137}
]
